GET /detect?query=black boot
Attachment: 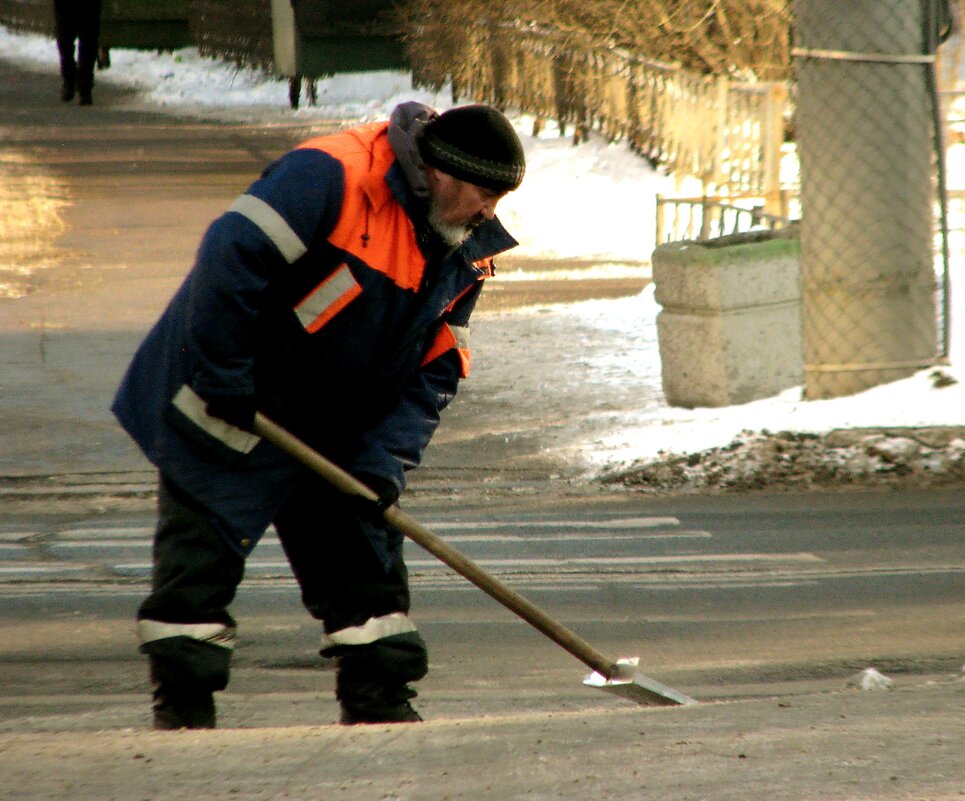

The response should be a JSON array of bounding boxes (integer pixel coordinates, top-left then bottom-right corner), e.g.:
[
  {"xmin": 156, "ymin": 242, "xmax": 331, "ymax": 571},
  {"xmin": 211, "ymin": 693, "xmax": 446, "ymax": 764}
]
[
  {"xmin": 338, "ymin": 681, "xmax": 423, "ymax": 725},
  {"xmin": 147, "ymin": 651, "xmax": 223, "ymax": 730},
  {"xmin": 152, "ymin": 684, "xmax": 216, "ymax": 730},
  {"xmin": 60, "ymin": 81, "xmax": 75, "ymax": 102}
]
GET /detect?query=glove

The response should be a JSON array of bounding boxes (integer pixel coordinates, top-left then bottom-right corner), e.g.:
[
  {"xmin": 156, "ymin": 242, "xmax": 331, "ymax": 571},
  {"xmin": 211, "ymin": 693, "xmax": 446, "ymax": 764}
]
[
  {"xmin": 349, "ymin": 472, "xmax": 400, "ymax": 523},
  {"xmin": 203, "ymin": 393, "xmax": 257, "ymax": 432},
  {"xmin": 349, "ymin": 472, "xmax": 403, "ymax": 571}
]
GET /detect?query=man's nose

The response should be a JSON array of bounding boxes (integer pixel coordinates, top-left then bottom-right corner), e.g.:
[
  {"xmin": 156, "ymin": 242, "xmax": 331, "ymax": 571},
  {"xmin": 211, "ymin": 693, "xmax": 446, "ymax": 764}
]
[{"xmin": 479, "ymin": 199, "xmax": 498, "ymax": 220}]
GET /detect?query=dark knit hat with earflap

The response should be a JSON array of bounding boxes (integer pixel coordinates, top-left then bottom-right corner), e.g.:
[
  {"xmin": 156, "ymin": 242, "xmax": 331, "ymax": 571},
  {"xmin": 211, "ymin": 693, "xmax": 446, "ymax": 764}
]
[{"xmin": 420, "ymin": 104, "xmax": 526, "ymax": 192}]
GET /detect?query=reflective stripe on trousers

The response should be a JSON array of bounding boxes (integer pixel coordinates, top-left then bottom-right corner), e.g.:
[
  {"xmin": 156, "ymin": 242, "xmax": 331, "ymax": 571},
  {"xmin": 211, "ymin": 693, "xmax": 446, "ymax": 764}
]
[
  {"xmin": 319, "ymin": 611, "xmax": 418, "ymax": 651},
  {"xmin": 137, "ymin": 619, "xmax": 237, "ymax": 651}
]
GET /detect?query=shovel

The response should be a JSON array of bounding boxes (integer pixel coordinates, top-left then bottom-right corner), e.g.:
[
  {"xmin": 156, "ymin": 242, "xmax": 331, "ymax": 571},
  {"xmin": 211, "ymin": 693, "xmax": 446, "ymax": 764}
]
[{"xmin": 253, "ymin": 413, "xmax": 696, "ymax": 707}]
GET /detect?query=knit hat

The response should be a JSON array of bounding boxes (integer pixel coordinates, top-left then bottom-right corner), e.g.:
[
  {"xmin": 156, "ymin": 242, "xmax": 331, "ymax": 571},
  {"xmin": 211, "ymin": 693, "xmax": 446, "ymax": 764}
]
[{"xmin": 420, "ymin": 105, "xmax": 526, "ymax": 192}]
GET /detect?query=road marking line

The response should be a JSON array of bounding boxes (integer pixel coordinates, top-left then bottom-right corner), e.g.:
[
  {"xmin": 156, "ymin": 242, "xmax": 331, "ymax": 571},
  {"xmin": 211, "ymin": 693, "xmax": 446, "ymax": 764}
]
[
  {"xmin": 424, "ymin": 531, "xmax": 710, "ymax": 542},
  {"xmin": 59, "ymin": 527, "xmax": 155, "ymax": 539},
  {"xmin": 418, "ymin": 517, "xmax": 682, "ymax": 530},
  {"xmin": 56, "ymin": 517, "xmax": 683, "ymax": 541},
  {"xmin": 50, "ymin": 531, "xmax": 710, "ymax": 549},
  {"xmin": 0, "ymin": 531, "xmax": 38, "ymax": 542},
  {"xmin": 111, "ymin": 552, "xmax": 824, "ymax": 573},
  {"xmin": 401, "ymin": 553, "xmax": 826, "ymax": 567},
  {"xmin": 0, "ymin": 564, "xmax": 89, "ymax": 574}
]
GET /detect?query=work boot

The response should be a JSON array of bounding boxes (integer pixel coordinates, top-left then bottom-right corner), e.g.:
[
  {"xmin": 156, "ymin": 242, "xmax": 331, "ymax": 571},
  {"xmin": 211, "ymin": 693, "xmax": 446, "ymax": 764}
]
[
  {"xmin": 338, "ymin": 682, "xmax": 423, "ymax": 725},
  {"xmin": 151, "ymin": 686, "xmax": 216, "ymax": 730},
  {"xmin": 340, "ymin": 699, "xmax": 422, "ymax": 725}
]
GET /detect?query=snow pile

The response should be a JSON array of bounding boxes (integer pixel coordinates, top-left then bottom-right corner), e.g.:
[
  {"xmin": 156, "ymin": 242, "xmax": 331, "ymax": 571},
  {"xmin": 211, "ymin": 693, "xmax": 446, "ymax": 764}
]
[{"xmin": 601, "ymin": 426, "xmax": 965, "ymax": 493}]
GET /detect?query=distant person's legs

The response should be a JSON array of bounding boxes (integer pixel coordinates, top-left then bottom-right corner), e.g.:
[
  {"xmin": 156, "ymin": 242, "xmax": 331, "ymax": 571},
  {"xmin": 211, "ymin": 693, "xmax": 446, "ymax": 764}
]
[
  {"xmin": 75, "ymin": 0, "xmax": 103, "ymax": 105},
  {"xmin": 53, "ymin": 0, "xmax": 78, "ymax": 102}
]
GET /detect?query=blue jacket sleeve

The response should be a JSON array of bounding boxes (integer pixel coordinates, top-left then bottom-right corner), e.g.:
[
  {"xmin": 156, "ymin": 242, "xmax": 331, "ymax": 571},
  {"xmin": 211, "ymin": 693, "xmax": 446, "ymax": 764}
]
[
  {"xmin": 350, "ymin": 279, "xmax": 485, "ymax": 490},
  {"xmin": 185, "ymin": 149, "xmax": 343, "ymax": 399}
]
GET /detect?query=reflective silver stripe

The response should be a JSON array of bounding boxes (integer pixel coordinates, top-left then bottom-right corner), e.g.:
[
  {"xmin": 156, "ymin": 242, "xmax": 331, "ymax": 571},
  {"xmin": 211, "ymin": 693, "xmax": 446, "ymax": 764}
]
[
  {"xmin": 450, "ymin": 323, "xmax": 470, "ymax": 351},
  {"xmin": 228, "ymin": 194, "xmax": 307, "ymax": 264},
  {"xmin": 171, "ymin": 384, "xmax": 260, "ymax": 454},
  {"xmin": 137, "ymin": 620, "xmax": 237, "ymax": 650},
  {"xmin": 295, "ymin": 264, "xmax": 359, "ymax": 330},
  {"xmin": 319, "ymin": 612, "xmax": 417, "ymax": 650}
]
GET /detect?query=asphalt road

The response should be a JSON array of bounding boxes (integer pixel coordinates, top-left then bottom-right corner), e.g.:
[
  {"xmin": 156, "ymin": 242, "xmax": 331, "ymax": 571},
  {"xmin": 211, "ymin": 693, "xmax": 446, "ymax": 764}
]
[{"xmin": 1, "ymin": 485, "xmax": 961, "ymax": 731}]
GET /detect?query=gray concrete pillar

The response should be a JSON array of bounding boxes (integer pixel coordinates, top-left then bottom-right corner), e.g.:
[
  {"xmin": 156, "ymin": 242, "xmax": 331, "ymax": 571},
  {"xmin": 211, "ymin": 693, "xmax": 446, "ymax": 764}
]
[{"xmin": 793, "ymin": 0, "xmax": 937, "ymax": 398}]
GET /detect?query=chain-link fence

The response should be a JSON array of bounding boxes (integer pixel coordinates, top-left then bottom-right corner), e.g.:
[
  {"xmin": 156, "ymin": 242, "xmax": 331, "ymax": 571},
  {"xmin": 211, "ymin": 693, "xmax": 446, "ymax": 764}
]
[{"xmin": 792, "ymin": 0, "xmax": 952, "ymax": 399}]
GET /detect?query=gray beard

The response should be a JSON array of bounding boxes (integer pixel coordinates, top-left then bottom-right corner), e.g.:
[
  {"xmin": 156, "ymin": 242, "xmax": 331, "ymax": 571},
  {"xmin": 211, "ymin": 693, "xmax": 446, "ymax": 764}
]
[{"xmin": 428, "ymin": 203, "xmax": 472, "ymax": 248}]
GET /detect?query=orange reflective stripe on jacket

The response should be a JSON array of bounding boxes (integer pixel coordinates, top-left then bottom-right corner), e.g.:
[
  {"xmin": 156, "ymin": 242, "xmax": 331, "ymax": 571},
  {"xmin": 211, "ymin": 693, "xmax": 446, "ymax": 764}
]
[
  {"xmin": 421, "ymin": 322, "xmax": 471, "ymax": 377},
  {"xmin": 294, "ymin": 262, "xmax": 362, "ymax": 333},
  {"xmin": 418, "ymin": 269, "xmax": 487, "ymax": 377}
]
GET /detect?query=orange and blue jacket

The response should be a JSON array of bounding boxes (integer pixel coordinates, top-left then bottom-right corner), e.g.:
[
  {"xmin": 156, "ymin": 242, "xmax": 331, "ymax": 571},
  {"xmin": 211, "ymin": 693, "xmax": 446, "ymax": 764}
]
[{"xmin": 112, "ymin": 119, "xmax": 518, "ymax": 554}]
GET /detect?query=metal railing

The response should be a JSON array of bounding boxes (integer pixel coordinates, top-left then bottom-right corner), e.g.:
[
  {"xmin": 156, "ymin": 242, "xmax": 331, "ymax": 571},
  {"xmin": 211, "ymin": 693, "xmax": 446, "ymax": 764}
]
[{"xmin": 655, "ymin": 193, "xmax": 796, "ymax": 245}]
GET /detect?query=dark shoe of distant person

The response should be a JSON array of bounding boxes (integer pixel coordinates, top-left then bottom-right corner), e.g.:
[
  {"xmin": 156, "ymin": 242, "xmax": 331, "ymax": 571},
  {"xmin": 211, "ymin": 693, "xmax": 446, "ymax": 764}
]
[
  {"xmin": 60, "ymin": 81, "xmax": 75, "ymax": 102},
  {"xmin": 78, "ymin": 91, "xmax": 93, "ymax": 106},
  {"xmin": 152, "ymin": 687, "xmax": 216, "ymax": 730}
]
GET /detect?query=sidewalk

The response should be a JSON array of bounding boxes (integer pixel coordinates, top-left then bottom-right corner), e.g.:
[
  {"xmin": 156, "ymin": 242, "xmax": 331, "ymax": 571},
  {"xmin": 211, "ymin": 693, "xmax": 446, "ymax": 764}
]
[{"xmin": 0, "ymin": 675, "xmax": 961, "ymax": 800}]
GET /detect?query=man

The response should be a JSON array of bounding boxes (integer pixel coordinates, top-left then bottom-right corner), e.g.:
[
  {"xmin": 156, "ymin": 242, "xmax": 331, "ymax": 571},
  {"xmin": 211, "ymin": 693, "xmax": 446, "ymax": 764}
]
[
  {"xmin": 112, "ymin": 102, "xmax": 525, "ymax": 729},
  {"xmin": 53, "ymin": 0, "xmax": 102, "ymax": 105}
]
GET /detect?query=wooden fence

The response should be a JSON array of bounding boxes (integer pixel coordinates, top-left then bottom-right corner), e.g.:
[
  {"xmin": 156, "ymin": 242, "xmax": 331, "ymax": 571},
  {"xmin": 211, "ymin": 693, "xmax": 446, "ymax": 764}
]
[{"xmin": 408, "ymin": 22, "xmax": 789, "ymax": 205}]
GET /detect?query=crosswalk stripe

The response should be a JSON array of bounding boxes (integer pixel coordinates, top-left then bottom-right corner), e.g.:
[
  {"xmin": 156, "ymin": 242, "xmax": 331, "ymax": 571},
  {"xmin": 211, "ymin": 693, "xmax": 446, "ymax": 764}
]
[
  {"xmin": 0, "ymin": 564, "xmax": 89, "ymax": 574},
  {"xmin": 59, "ymin": 527, "xmax": 155, "ymax": 539},
  {"xmin": 49, "ymin": 531, "xmax": 711, "ymax": 549},
  {"xmin": 58, "ymin": 517, "xmax": 682, "ymax": 540},
  {"xmin": 110, "ymin": 552, "xmax": 823, "ymax": 573},
  {"xmin": 424, "ymin": 531, "xmax": 709, "ymax": 542},
  {"xmin": 418, "ymin": 517, "xmax": 681, "ymax": 530}
]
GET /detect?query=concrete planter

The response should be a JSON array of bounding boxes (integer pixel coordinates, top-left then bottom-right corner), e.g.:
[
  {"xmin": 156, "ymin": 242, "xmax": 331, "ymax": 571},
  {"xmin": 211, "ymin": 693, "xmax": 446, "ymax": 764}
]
[{"xmin": 653, "ymin": 230, "xmax": 802, "ymax": 408}]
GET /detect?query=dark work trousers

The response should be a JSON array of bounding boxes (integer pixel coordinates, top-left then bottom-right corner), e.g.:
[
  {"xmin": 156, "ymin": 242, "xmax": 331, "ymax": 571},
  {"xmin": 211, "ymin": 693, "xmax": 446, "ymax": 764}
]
[
  {"xmin": 137, "ymin": 473, "xmax": 428, "ymax": 713},
  {"xmin": 53, "ymin": 0, "xmax": 102, "ymax": 98}
]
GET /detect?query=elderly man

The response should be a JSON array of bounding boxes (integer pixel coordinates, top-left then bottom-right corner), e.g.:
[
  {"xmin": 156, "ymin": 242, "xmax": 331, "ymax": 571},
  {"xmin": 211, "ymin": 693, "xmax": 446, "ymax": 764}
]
[{"xmin": 112, "ymin": 102, "xmax": 525, "ymax": 729}]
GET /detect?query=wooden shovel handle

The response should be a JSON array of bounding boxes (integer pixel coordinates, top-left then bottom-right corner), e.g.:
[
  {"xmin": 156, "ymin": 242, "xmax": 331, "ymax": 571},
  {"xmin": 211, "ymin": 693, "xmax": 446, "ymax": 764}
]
[{"xmin": 253, "ymin": 412, "xmax": 618, "ymax": 679}]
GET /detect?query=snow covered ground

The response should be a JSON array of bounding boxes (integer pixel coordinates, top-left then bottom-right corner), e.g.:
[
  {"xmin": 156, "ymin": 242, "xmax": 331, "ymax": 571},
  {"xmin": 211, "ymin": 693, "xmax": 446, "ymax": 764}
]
[{"xmin": 1, "ymin": 26, "xmax": 962, "ymax": 480}]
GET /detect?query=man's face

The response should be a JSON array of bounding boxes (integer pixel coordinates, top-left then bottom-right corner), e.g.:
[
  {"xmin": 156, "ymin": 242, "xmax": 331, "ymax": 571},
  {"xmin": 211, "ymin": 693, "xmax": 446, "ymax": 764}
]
[{"xmin": 426, "ymin": 167, "xmax": 508, "ymax": 247}]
